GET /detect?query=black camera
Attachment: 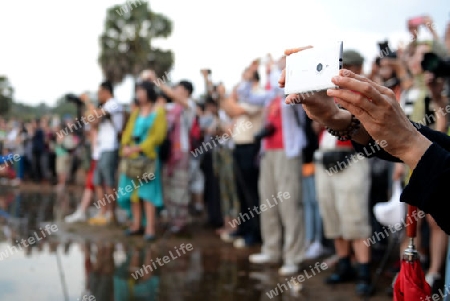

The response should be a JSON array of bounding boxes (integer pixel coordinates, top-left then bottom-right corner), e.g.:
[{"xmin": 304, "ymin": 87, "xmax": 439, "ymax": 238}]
[
  {"xmin": 377, "ymin": 40, "xmax": 396, "ymax": 59},
  {"xmin": 421, "ymin": 52, "xmax": 450, "ymax": 78},
  {"xmin": 254, "ymin": 124, "xmax": 276, "ymax": 141},
  {"xmin": 65, "ymin": 93, "xmax": 83, "ymax": 106}
]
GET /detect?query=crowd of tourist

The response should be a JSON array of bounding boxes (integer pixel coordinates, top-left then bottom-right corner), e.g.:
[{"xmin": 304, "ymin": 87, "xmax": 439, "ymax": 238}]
[{"xmin": 1, "ymin": 14, "xmax": 450, "ymax": 298}]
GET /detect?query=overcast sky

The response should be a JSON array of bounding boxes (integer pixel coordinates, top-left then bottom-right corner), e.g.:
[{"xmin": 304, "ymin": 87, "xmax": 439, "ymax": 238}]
[{"xmin": 0, "ymin": 0, "xmax": 449, "ymax": 106}]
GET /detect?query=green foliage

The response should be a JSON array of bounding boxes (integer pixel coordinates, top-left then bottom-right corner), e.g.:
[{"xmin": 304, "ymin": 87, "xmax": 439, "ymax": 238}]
[
  {"xmin": 99, "ymin": 0, "xmax": 174, "ymax": 84},
  {"xmin": 0, "ymin": 76, "xmax": 14, "ymax": 116},
  {"xmin": 5, "ymin": 97, "xmax": 79, "ymax": 121}
]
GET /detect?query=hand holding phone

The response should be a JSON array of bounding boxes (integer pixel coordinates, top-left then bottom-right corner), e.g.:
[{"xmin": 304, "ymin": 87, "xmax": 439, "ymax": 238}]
[
  {"xmin": 408, "ymin": 16, "xmax": 424, "ymax": 27},
  {"xmin": 284, "ymin": 41, "xmax": 343, "ymax": 95}
]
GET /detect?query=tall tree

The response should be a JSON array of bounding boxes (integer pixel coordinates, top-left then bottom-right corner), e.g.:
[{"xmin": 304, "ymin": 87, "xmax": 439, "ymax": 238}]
[
  {"xmin": 99, "ymin": 0, "xmax": 174, "ymax": 84},
  {"xmin": 0, "ymin": 75, "xmax": 14, "ymax": 116}
]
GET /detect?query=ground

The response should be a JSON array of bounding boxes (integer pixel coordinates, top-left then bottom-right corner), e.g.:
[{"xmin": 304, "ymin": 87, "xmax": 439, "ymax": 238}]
[{"xmin": 0, "ymin": 185, "xmax": 401, "ymax": 301}]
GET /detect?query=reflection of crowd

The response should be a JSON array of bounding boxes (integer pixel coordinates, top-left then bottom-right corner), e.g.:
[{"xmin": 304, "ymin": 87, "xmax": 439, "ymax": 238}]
[
  {"xmin": 1, "ymin": 14, "xmax": 450, "ymax": 298},
  {"xmin": 0, "ymin": 116, "xmax": 81, "ymax": 187}
]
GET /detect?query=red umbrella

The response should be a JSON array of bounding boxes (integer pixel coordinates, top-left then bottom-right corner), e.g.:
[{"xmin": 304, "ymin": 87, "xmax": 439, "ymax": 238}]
[{"xmin": 393, "ymin": 205, "xmax": 431, "ymax": 301}]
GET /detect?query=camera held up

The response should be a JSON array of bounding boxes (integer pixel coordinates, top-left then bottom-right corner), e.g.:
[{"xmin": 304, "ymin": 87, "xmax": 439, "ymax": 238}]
[{"xmin": 421, "ymin": 52, "xmax": 450, "ymax": 78}]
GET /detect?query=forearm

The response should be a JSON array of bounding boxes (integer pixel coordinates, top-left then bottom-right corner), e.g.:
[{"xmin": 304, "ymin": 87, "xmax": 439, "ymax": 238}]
[
  {"xmin": 160, "ymin": 83, "xmax": 189, "ymax": 108},
  {"xmin": 204, "ymin": 78, "xmax": 213, "ymax": 96},
  {"xmin": 395, "ymin": 63, "xmax": 413, "ymax": 91},
  {"xmin": 429, "ymin": 26, "xmax": 440, "ymax": 43},
  {"xmin": 237, "ymin": 81, "xmax": 274, "ymax": 106},
  {"xmin": 221, "ymin": 97, "xmax": 247, "ymax": 118},
  {"xmin": 352, "ymin": 121, "xmax": 440, "ymax": 169}
]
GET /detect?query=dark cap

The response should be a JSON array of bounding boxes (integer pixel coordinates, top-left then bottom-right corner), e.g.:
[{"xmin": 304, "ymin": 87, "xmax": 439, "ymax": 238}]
[{"xmin": 343, "ymin": 50, "xmax": 364, "ymax": 66}]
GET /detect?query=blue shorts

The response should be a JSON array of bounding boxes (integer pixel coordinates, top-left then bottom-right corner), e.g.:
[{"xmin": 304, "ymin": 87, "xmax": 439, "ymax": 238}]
[{"xmin": 93, "ymin": 150, "xmax": 119, "ymax": 187}]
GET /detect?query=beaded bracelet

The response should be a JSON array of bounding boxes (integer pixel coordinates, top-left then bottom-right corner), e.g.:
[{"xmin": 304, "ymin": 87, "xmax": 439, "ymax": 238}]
[{"xmin": 325, "ymin": 115, "xmax": 361, "ymax": 141}]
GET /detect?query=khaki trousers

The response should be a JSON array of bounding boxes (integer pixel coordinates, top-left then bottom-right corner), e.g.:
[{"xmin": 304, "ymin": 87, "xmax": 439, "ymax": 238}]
[{"xmin": 259, "ymin": 150, "xmax": 304, "ymax": 264}]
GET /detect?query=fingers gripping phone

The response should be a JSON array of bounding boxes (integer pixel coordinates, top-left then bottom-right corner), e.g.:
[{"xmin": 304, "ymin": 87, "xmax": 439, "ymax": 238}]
[{"xmin": 284, "ymin": 41, "xmax": 343, "ymax": 95}]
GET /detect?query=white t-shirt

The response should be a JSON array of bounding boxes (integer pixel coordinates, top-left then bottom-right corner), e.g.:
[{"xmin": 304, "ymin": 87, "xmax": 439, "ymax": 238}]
[
  {"xmin": 92, "ymin": 143, "xmax": 101, "ymax": 160},
  {"xmin": 97, "ymin": 98, "xmax": 123, "ymax": 153}
]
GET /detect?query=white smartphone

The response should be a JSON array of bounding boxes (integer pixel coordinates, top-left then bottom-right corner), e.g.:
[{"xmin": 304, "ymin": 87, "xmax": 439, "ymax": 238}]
[{"xmin": 284, "ymin": 41, "xmax": 343, "ymax": 95}]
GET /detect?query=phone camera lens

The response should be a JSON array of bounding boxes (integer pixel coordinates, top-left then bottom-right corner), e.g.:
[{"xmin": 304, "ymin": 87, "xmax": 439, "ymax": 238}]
[{"xmin": 316, "ymin": 63, "xmax": 323, "ymax": 72}]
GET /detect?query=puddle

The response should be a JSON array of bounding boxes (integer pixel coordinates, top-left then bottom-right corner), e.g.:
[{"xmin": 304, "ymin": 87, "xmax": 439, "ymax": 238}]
[{"xmin": 0, "ymin": 188, "xmax": 391, "ymax": 301}]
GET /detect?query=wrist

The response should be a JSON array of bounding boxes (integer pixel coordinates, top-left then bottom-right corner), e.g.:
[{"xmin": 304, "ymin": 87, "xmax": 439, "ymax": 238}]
[
  {"xmin": 400, "ymin": 134, "xmax": 432, "ymax": 170},
  {"xmin": 326, "ymin": 109, "xmax": 352, "ymax": 130}
]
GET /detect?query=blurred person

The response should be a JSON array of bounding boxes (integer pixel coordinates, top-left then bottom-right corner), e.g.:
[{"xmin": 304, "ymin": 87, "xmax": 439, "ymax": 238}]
[
  {"xmin": 47, "ymin": 121, "xmax": 58, "ymax": 184},
  {"xmin": 0, "ymin": 151, "xmax": 16, "ymax": 182},
  {"xmin": 395, "ymin": 37, "xmax": 448, "ymax": 290},
  {"xmin": 83, "ymin": 81, "xmax": 124, "ymax": 226},
  {"xmin": 24, "ymin": 122, "xmax": 34, "ymax": 179},
  {"xmin": 114, "ymin": 245, "xmax": 159, "ymax": 300},
  {"xmin": 280, "ymin": 47, "xmax": 450, "ymax": 282},
  {"xmin": 406, "ymin": 15, "xmax": 448, "ymax": 59},
  {"xmin": 130, "ymin": 97, "xmax": 140, "ymax": 112},
  {"xmin": 239, "ymin": 56, "xmax": 307, "ymax": 275},
  {"xmin": 376, "ymin": 46, "xmax": 402, "ymax": 100},
  {"xmin": 89, "ymin": 242, "xmax": 115, "ymax": 301},
  {"xmin": 301, "ymin": 116, "xmax": 325, "ymax": 260},
  {"xmin": 220, "ymin": 71, "xmax": 263, "ymax": 248},
  {"xmin": 208, "ymin": 97, "xmax": 239, "ymax": 238},
  {"xmin": 31, "ymin": 118, "xmax": 45, "ymax": 182},
  {"xmin": 201, "ymin": 69, "xmax": 215, "ymax": 98},
  {"xmin": 40, "ymin": 118, "xmax": 52, "ymax": 181},
  {"xmin": 81, "ymin": 240, "xmax": 93, "ymax": 299},
  {"xmin": 311, "ymin": 50, "xmax": 373, "ymax": 296},
  {"xmin": 196, "ymin": 99, "xmax": 222, "ymax": 227},
  {"xmin": 0, "ymin": 118, "xmax": 6, "ymax": 151},
  {"xmin": 145, "ymin": 70, "xmax": 197, "ymax": 233},
  {"xmin": 367, "ymin": 56, "xmax": 382, "ymax": 84},
  {"xmin": 197, "ymin": 76, "xmax": 224, "ymax": 225},
  {"xmin": 117, "ymin": 81, "xmax": 167, "ymax": 241},
  {"xmin": 4, "ymin": 121, "xmax": 26, "ymax": 186},
  {"xmin": 65, "ymin": 123, "xmax": 100, "ymax": 223},
  {"xmin": 188, "ymin": 104, "xmax": 205, "ymax": 218},
  {"xmin": 54, "ymin": 121, "xmax": 77, "ymax": 192}
]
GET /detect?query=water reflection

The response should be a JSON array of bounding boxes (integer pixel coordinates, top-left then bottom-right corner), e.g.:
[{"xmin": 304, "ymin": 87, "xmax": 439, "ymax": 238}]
[{"xmin": 0, "ymin": 188, "xmax": 385, "ymax": 301}]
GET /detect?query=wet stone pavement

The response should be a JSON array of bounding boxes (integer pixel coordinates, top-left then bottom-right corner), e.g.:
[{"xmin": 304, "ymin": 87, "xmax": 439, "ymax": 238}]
[{"xmin": 0, "ymin": 187, "xmax": 394, "ymax": 301}]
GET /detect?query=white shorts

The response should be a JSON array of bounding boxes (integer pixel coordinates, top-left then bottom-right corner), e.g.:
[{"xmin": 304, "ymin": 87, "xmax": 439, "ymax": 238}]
[{"xmin": 189, "ymin": 158, "xmax": 204, "ymax": 194}]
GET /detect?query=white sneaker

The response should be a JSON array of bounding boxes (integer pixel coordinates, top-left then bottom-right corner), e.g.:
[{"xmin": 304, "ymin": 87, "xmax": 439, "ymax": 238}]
[
  {"xmin": 249, "ymin": 271, "xmax": 271, "ymax": 282},
  {"xmin": 278, "ymin": 263, "xmax": 299, "ymax": 276},
  {"xmin": 249, "ymin": 253, "xmax": 279, "ymax": 264},
  {"xmin": 220, "ymin": 232, "xmax": 235, "ymax": 243},
  {"xmin": 303, "ymin": 241, "xmax": 324, "ymax": 260},
  {"xmin": 233, "ymin": 238, "xmax": 246, "ymax": 248},
  {"xmin": 65, "ymin": 210, "xmax": 87, "ymax": 223}
]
